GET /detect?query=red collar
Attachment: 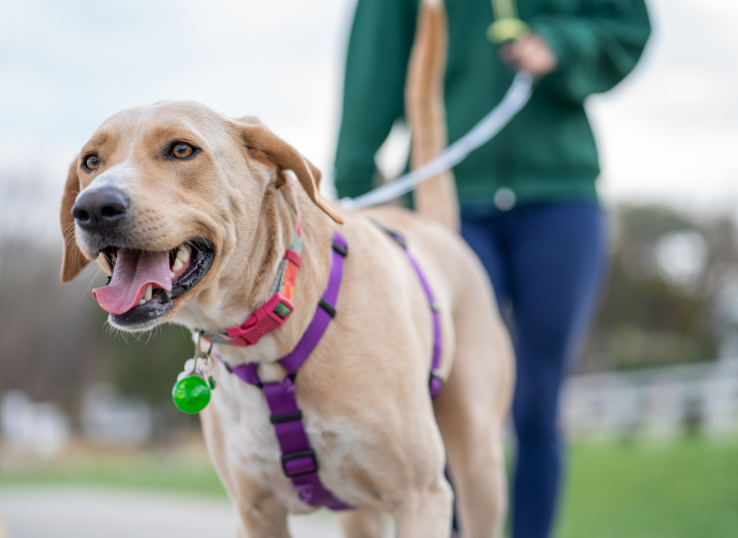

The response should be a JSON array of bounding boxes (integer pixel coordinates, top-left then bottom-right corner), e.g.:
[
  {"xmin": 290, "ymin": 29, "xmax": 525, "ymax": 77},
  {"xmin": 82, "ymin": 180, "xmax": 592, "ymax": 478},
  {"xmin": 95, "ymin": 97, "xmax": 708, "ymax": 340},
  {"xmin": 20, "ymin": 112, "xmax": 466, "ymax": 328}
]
[{"xmin": 199, "ymin": 185, "xmax": 303, "ymax": 347}]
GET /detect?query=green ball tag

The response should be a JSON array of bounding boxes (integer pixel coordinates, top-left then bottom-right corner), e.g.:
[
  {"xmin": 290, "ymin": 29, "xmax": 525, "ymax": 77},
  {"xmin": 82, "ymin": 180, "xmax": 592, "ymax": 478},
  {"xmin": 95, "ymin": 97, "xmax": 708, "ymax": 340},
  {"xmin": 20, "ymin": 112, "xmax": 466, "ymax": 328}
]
[{"xmin": 172, "ymin": 375, "xmax": 211, "ymax": 414}]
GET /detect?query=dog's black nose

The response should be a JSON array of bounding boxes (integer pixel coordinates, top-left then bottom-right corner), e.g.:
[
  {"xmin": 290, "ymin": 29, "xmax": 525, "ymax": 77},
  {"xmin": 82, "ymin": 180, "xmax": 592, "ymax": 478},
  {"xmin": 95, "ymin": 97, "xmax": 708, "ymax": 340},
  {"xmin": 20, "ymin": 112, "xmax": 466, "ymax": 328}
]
[{"xmin": 72, "ymin": 188, "xmax": 130, "ymax": 232}]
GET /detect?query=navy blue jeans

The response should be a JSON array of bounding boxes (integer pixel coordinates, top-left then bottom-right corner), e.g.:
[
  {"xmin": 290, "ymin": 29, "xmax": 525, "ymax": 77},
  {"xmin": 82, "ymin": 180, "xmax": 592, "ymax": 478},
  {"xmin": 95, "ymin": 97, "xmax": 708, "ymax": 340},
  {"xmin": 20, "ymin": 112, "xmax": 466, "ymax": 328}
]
[{"xmin": 460, "ymin": 200, "xmax": 606, "ymax": 538}]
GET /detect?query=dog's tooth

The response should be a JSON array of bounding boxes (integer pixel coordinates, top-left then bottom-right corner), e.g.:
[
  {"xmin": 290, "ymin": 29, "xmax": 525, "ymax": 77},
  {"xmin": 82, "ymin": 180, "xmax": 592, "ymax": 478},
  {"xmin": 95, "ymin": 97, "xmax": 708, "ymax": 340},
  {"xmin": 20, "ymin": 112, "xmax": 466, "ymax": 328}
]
[
  {"xmin": 170, "ymin": 271, "xmax": 175, "ymax": 279},
  {"xmin": 177, "ymin": 248, "xmax": 190, "ymax": 263},
  {"xmin": 139, "ymin": 299, "xmax": 146, "ymax": 306},
  {"xmin": 144, "ymin": 284, "xmax": 153, "ymax": 301},
  {"xmin": 173, "ymin": 258, "xmax": 184, "ymax": 271}
]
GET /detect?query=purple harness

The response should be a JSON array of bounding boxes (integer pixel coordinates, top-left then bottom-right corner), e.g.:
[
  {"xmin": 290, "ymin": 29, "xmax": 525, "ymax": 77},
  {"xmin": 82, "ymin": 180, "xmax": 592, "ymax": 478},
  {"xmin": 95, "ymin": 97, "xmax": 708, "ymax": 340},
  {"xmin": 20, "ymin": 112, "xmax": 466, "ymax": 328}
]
[{"xmin": 222, "ymin": 229, "xmax": 443, "ymax": 510}]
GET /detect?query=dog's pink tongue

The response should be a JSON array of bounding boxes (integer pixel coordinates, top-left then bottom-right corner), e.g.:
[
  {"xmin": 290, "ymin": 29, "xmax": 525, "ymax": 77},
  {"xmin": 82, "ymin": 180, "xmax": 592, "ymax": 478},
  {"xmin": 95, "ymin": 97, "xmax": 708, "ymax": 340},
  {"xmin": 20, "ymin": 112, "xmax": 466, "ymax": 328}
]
[{"xmin": 92, "ymin": 249, "xmax": 172, "ymax": 315}]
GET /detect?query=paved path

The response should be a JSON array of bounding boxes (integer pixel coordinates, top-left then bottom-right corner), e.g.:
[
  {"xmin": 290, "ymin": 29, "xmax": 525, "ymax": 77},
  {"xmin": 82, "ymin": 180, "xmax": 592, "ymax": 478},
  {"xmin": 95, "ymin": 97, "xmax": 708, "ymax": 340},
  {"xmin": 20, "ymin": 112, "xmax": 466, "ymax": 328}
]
[{"xmin": 0, "ymin": 488, "xmax": 346, "ymax": 538}]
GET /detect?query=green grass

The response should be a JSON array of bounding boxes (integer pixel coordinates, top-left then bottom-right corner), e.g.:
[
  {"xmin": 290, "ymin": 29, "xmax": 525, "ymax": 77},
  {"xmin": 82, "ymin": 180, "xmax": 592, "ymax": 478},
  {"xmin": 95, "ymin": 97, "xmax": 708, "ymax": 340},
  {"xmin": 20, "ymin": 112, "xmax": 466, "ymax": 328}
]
[
  {"xmin": 558, "ymin": 437, "xmax": 738, "ymax": 538},
  {"xmin": 0, "ymin": 454, "xmax": 227, "ymax": 498},
  {"xmin": 2, "ymin": 437, "xmax": 736, "ymax": 536}
]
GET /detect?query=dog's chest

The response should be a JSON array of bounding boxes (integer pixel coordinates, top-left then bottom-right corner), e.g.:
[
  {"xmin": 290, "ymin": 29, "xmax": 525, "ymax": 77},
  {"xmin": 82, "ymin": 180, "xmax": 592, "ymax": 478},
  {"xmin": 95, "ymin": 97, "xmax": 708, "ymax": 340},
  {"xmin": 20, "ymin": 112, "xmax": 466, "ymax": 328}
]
[{"xmin": 208, "ymin": 366, "xmax": 364, "ymax": 512}]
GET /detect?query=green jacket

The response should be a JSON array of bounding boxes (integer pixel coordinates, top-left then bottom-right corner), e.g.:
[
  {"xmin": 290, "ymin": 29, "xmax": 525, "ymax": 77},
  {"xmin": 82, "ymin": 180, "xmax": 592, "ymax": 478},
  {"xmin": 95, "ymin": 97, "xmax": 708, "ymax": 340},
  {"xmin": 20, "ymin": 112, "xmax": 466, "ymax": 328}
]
[{"xmin": 334, "ymin": 0, "xmax": 651, "ymax": 208}]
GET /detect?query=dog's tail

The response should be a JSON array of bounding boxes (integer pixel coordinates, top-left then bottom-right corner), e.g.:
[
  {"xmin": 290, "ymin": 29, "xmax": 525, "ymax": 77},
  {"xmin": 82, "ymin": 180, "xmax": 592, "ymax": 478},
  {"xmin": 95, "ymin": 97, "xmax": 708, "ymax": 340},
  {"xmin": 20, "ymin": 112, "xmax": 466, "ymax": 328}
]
[{"xmin": 405, "ymin": 0, "xmax": 459, "ymax": 231}]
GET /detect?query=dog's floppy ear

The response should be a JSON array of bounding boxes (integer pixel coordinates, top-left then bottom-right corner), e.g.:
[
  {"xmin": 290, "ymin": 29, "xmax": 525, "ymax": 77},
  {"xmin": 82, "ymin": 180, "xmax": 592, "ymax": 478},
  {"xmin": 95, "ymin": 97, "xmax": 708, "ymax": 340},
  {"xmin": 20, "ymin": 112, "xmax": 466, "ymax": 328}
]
[
  {"xmin": 60, "ymin": 159, "xmax": 91, "ymax": 282},
  {"xmin": 236, "ymin": 119, "xmax": 344, "ymax": 224}
]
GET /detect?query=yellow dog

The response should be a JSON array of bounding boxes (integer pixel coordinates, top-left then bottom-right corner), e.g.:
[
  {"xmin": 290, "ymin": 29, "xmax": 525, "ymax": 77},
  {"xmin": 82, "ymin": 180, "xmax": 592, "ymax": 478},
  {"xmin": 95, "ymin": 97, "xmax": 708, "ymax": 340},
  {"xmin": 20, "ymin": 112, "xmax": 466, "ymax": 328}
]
[{"xmin": 60, "ymin": 2, "xmax": 513, "ymax": 536}]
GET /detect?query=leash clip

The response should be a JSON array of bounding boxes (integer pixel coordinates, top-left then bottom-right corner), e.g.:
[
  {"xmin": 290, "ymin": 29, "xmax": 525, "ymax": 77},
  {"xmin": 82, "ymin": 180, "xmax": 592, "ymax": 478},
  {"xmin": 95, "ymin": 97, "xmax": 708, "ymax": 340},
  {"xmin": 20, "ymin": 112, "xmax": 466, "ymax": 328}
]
[{"xmin": 195, "ymin": 331, "xmax": 215, "ymax": 365}]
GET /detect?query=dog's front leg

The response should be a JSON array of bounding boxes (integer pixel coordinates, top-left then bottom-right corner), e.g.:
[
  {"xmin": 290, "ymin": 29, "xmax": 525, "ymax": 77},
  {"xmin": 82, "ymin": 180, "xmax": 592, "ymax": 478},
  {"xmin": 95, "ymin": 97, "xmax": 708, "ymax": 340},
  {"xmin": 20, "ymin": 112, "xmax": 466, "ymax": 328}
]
[
  {"xmin": 234, "ymin": 495, "xmax": 291, "ymax": 538},
  {"xmin": 338, "ymin": 505, "xmax": 385, "ymax": 538},
  {"xmin": 390, "ymin": 477, "xmax": 454, "ymax": 538}
]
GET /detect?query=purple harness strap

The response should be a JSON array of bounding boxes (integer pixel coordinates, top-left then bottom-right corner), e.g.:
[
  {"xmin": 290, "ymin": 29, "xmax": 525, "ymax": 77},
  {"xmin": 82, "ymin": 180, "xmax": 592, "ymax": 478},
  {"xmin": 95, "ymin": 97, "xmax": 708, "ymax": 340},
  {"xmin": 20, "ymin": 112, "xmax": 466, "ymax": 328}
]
[
  {"xmin": 224, "ymin": 228, "xmax": 443, "ymax": 511},
  {"xmin": 228, "ymin": 232, "xmax": 351, "ymax": 510},
  {"xmin": 414, "ymin": 251, "xmax": 444, "ymax": 398},
  {"xmin": 376, "ymin": 225, "xmax": 444, "ymax": 399}
]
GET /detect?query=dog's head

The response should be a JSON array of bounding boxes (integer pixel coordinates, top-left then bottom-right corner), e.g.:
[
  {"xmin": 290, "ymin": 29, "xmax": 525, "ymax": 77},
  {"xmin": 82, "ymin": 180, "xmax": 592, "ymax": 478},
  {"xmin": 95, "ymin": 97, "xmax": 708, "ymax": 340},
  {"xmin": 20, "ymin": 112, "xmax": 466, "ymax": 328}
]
[{"xmin": 61, "ymin": 101, "xmax": 342, "ymax": 332}]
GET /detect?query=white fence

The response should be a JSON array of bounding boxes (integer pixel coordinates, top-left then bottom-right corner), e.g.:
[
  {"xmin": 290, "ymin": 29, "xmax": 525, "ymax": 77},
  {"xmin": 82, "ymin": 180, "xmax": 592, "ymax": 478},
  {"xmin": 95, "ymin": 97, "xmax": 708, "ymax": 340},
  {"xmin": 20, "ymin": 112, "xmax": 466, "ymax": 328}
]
[
  {"xmin": 1, "ymin": 384, "xmax": 152, "ymax": 457},
  {"xmin": 0, "ymin": 391, "xmax": 70, "ymax": 457},
  {"xmin": 562, "ymin": 358, "xmax": 738, "ymax": 440},
  {"xmin": 4, "ymin": 360, "xmax": 736, "ymax": 455}
]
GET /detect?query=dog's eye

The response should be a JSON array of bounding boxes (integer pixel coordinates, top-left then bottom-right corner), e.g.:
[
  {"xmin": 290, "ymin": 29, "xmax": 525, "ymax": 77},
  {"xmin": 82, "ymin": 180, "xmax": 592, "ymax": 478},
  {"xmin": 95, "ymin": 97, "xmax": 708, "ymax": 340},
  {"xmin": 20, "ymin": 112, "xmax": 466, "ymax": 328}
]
[
  {"xmin": 171, "ymin": 143, "xmax": 194, "ymax": 159},
  {"xmin": 84, "ymin": 155, "xmax": 100, "ymax": 171}
]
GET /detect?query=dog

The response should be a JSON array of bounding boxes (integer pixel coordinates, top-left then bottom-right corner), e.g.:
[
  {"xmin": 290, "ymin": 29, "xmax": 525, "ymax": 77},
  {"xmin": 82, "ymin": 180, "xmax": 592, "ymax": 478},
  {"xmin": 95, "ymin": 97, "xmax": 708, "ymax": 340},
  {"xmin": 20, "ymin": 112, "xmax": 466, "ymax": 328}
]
[{"xmin": 59, "ymin": 2, "xmax": 513, "ymax": 536}]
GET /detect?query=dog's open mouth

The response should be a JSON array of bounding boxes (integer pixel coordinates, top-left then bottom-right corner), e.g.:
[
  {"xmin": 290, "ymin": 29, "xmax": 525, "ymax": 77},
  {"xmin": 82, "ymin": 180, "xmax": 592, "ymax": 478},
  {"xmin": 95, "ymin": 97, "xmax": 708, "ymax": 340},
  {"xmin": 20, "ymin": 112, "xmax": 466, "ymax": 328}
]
[{"xmin": 91, "ymin": 239, "xmax": 214, "ymax": 329}]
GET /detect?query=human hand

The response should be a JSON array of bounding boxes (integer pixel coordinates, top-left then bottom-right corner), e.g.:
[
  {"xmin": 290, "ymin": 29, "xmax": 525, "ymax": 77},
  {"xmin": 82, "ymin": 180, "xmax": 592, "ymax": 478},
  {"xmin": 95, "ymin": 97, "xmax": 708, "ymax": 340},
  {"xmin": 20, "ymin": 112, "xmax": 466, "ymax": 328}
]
[{"xmin": 499, "ymin": 34, "xmax": 557, "ymax": 76}]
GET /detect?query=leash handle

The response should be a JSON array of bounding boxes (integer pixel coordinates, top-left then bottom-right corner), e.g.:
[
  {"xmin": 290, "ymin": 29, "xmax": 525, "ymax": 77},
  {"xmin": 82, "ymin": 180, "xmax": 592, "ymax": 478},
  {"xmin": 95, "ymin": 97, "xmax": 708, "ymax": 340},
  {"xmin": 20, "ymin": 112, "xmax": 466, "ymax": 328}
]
[{"xmin": 488, "ymin": 0, "xmax": 529, "ymax": 44}]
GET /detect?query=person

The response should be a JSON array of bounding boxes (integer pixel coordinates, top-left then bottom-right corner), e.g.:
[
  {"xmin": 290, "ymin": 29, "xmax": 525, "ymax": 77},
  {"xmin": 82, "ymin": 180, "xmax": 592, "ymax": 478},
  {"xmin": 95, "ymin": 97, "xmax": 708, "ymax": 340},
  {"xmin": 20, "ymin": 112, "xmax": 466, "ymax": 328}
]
[{"xmin": 333, "ymin": 1, "xmax": 651, "ymax": 537}]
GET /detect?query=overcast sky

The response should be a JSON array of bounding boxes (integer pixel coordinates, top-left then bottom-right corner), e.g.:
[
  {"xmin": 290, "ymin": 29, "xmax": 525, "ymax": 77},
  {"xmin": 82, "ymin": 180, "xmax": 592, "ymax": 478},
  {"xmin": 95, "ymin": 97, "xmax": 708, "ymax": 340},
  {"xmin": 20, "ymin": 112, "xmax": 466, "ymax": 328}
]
[{"xmin": 1, "ymin": 0, "xmax": 737, "ymax": 242}]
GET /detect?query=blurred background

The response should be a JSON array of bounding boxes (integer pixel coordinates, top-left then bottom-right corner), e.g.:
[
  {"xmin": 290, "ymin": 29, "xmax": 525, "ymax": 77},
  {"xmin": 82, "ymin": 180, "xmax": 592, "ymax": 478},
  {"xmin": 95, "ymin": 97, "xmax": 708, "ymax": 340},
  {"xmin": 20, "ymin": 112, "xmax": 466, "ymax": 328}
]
[{"xmin": 1, "ymin": 0, "xmax": 737, "ymax": 537}]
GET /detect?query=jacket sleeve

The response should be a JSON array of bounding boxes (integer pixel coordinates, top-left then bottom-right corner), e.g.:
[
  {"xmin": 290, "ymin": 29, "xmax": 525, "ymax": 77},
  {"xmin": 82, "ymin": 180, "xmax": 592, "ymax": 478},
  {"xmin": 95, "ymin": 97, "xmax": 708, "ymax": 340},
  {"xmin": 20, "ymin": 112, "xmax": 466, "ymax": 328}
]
[
  {"xmin": 333, "ymin": 0, "xmax": 418, "ymax": 199},
  {"xmin": 530, "ymin": 0, "xmax": 651, "ymax": 103}
]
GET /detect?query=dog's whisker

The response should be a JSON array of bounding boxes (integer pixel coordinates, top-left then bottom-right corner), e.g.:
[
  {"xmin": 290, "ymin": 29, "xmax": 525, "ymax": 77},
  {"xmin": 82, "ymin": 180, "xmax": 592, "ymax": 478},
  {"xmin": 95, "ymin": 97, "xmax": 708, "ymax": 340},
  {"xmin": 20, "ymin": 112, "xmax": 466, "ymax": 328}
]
[{"xmin": 82, "ymin": 267, "xmax": 104, "ymax": 297}]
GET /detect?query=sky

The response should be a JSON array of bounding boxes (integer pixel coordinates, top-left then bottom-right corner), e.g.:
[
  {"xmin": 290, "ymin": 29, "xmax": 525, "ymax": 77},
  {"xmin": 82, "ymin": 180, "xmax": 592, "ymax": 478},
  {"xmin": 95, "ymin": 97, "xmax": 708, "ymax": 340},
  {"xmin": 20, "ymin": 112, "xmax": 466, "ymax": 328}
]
[
  {"xmin": 1, "ymin": 0, "xmax": 737, "ymax": 243},
  {"xmin": 589, "ymin": 0, "xmax": 738, "ymax": 209}
]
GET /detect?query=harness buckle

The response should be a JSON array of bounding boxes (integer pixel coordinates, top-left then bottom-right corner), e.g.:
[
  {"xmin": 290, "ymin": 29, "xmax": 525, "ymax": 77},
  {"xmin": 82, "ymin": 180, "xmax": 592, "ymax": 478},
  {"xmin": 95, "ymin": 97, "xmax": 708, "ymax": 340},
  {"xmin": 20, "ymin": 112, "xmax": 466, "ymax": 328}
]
[
  {"xmin": 281, "ymin": 449, "xmax": 319, "ymax": 477},
  {"xmin": 429, "ymin": 371, "xmax": 444, "ymax": 400},
  {"xmin": 226, "ymin": 293, "xmax": 294, "ymax": 346},
  {"xmin": 270, "ymin": 410, "xmax": 303, "ymax": 425},
  {"xmin": 332, "ymin": 240, "xmax": 348, "ymax": 257}
]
